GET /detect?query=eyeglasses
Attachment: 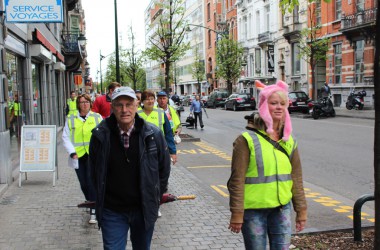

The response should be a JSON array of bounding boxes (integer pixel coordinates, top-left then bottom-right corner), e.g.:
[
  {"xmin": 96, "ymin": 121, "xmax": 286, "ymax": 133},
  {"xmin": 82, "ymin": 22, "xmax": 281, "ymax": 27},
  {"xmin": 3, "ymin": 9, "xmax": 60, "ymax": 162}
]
[
  {"xmin": 79, "ymin": 101, "xmax": 90, "ymax": 104},
  {"xmin": 113, "ymin": 102, "xmax": 135, "ymax": 110}
]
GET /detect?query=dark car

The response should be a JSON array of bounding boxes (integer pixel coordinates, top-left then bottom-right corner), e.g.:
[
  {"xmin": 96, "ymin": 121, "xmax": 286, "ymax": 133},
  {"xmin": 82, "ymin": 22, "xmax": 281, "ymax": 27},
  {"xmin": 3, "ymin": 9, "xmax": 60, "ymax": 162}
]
[
  {"xmin": 288, "ymin": 91, "xmax": 311, "ymax": 113},
  {"xmin": 208, "ymin": 91, "xmax": 229, "ymax": 108},
  {"xmin": 224, "ymin": 93, "xmax": 256, "ymax": 111}
]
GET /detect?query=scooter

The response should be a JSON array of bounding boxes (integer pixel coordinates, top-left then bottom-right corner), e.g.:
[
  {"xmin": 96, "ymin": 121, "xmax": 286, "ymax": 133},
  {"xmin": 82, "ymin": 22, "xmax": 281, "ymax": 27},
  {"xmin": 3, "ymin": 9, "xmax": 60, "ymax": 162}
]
[
  {"xmin": 308, "ymin": 96, "xmax": 336, "ymax": 120},
  {"xmin": 346, "ymin": 88, "xmax": 366, "ymax": 110}
]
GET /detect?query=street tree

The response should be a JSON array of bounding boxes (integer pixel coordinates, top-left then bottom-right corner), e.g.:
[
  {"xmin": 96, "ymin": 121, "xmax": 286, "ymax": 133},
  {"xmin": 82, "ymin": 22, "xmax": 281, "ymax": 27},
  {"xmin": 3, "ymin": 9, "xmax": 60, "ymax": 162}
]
[
  {"xmin": 192, "ymin": 45, "xmax": 205, "ymax": 94},
  {"xmin": 123, "ymin": 26, "xmax": 146, "ymax": 91},
  {"xmin": 145, "ymin": 0, "xmax": 190, "ymax": 94},
  {"xmin": 297, "ymin": 3, "xmax": 330, "ymax": 99},
  {"xmin": 281, "ymin": 0, "xmax": 380, "ymax": 247},
  {"xmin": 216, "ymin": 37, "xmax": 244, "ymax": 95}
]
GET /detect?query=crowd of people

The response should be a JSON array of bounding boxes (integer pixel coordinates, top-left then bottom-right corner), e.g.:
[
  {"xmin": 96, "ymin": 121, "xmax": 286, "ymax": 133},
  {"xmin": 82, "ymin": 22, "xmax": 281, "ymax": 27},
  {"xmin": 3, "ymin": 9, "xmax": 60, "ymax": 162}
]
[{"xmin": 62, "ymin": 81, "xmax": 307, "ymax": 249}]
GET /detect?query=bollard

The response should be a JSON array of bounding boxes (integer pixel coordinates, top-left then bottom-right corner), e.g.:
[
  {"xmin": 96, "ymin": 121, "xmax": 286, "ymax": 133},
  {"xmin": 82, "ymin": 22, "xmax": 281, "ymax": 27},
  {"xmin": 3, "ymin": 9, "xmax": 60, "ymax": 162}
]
[{"xmin": 353, "ymin": 194, "xmax": 374, "ymax": 241}]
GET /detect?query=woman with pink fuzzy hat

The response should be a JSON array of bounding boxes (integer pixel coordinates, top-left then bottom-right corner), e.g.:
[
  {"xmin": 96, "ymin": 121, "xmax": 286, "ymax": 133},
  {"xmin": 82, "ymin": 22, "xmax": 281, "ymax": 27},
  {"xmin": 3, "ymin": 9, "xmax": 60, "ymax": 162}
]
[{"xmin": 227, "ymin": 80, "xmax": 307, "ymax": 249}]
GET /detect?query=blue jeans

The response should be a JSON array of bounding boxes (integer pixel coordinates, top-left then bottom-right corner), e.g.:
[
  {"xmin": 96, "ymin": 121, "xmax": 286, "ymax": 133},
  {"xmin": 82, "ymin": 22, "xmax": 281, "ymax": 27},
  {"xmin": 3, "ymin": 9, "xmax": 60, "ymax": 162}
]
[
  {"xmin": 75, "ymin": 154, "xmax": 96, "ymax": 201},
  {"xmin": 101, "ymin": 208, "xmax": 154, "ymax": 250},
  {"xmin": 242, "ymin": 203, "xmax": 292, "ymax": 250}
]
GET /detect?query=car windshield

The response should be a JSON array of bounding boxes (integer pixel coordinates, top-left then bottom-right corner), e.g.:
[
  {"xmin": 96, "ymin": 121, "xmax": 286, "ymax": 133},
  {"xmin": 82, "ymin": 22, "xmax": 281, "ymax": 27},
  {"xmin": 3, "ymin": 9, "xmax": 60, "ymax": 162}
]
[{"xmin": 289, "ymin": 92, "xmax": 308, "ymax": 99}]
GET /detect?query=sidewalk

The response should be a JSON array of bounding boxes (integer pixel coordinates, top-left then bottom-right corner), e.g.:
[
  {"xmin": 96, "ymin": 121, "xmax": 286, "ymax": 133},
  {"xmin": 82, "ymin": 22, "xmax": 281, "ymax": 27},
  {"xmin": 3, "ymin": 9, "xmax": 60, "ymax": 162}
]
[{"xmin": 0, "ymin": 135, "xmax": 244, "ymax": 249}]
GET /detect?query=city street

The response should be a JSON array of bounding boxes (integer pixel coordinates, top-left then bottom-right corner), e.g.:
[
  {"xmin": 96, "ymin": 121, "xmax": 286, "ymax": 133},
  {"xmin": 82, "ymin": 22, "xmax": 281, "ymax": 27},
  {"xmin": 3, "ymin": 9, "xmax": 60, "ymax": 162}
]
[{"xmin": 178, "ymin": 107, "xmax": 375, "ymax": 232}]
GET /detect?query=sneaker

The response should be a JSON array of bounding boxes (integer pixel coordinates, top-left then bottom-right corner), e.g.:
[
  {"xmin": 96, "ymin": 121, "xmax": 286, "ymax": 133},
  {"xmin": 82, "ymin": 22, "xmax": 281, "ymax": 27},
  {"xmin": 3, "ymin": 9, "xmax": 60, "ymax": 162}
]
[
  {"xmin": 89, "ymin": 214, "xmax": 97, "ymax": 224},
  {"xmin": 158, "ymin": 209, "xmax": 162, "ymax": 218}
]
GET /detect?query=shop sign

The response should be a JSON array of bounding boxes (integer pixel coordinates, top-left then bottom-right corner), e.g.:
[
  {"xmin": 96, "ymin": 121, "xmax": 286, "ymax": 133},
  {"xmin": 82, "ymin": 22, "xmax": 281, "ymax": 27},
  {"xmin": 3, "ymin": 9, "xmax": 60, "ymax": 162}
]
[
  {"xmin": 267, "ymin": 45, "xmax": 275, "ymax": 73},
  {"xmin": 5, "ymin": 0, "xmax": 63, "ymax": 23}
]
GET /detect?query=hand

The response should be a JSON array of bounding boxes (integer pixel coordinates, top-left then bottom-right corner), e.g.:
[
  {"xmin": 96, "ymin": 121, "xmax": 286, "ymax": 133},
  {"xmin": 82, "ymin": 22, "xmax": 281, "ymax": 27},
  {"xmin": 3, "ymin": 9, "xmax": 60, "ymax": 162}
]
[
  {"xmin": 296, "ymin": 220, "xmax": 306, "ymax": 232},
  {"xmin": 228, "ymin": 223, "xmax": 242, "ymax": 233},
  {"xmin": 170, "ymin": 154, "xmax": 177, "ymax": 165}
]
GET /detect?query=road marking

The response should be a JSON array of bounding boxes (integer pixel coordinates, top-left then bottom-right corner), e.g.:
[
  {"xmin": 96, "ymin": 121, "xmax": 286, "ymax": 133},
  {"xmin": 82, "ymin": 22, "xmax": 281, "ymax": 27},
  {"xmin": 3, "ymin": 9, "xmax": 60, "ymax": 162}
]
[
  {"xmin": 211, "ymin": 185, "xmax": 229, "ymax": 197},
  {"xmin": 188, "ymin": 165, "xmax": 230, "ymax": 169}
]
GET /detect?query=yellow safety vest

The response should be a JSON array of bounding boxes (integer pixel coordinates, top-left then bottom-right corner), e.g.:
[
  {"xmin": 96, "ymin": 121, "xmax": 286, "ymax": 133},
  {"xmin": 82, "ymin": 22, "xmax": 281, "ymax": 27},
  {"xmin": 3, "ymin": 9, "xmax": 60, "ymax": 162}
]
[
  {"xmin": 13, "ymin": 102, "xmax": 21, "ymax": 116},
  {"xmin": 67, "ymin": 98, "xmax": 77, "ymax": 115},
  {"xmin": 67, "ymin": 111, "xmax": 102, "ymax": 158},
  {"xmin": 242, "ymin": 130, "xmax": 297, "ymax": 209},
  {"xmin": 137, "ymin": 108, "xmax": 165, "ymax": 134},
  {"xmin": 167, "ymin": 105, "xmax": 181, "ymax": 134}
]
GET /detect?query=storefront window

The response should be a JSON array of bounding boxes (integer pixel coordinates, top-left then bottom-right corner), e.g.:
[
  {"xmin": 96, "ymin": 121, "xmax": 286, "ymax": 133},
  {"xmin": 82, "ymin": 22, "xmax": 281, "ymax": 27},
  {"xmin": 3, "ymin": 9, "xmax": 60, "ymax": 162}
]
[
  {"xmin": 6, "ymin": 52, "xmax": 21, "ymax": 137},
  {"xmin": 32, "ymin": 63, "xmax": 43, "ymax": 125}
]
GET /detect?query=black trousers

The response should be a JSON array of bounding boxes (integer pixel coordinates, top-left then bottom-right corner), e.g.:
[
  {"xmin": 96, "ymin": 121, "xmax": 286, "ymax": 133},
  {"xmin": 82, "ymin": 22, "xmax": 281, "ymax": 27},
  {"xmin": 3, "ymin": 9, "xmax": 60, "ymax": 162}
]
[{"xmin": 193, "ymin": 112, "xmax": 203, "ymax": 128}]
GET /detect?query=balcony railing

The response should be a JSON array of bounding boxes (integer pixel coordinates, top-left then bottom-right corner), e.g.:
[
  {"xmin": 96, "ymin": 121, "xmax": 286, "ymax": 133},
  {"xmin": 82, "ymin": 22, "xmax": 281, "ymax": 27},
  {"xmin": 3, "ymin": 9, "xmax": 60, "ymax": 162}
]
[
  {"xmin": 61, "ymin": 32, "xmax": 80, "ymax": 54},
  {"xmin": 341, "ymin": 7, "xmax": 377, "ymax": 29},
  {"xmin": 258, "ymin": 31, "xmax": 272, "ymax": 44}
]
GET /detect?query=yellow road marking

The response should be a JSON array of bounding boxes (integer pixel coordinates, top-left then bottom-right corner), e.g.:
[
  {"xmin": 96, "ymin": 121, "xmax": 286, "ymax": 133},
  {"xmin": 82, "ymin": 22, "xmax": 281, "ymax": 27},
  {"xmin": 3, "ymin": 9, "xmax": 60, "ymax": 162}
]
[
  {"xmin": 211, "ymin": 185, "xmax": 229, "ymax": 197},
  {"xmin": 187, "ymin": 165, "xmax": 230, "ymax": 169}
]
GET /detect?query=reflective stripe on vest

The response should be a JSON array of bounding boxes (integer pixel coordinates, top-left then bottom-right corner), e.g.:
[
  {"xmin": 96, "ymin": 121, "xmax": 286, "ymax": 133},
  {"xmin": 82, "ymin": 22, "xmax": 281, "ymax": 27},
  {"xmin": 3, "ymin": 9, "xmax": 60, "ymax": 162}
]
[
  {"xmin": 68, "ymin": 112, "xmax": 102, "ymax": 157},
  {"xmin": 242, "ymin": 131, "xmax": 296, "ymax": 209},
  {"xmin": 67, "ymin": 99, "xmax": 77, "ymax": 115},
  {"xmin": 137, "ymin": 108, "xmax": 165, "ymax": 133}
]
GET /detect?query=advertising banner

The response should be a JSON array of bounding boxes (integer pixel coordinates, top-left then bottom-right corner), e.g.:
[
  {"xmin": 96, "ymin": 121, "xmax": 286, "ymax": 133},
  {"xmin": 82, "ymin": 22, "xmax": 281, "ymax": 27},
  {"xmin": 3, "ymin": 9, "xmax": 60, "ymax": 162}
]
[
  {"xmin": 5, "ymin": 0, "xmax": 63, "ymax": 23},
  {"xmin": 267, "ymin": 45, "xmax": 275, "ymax": 73}
]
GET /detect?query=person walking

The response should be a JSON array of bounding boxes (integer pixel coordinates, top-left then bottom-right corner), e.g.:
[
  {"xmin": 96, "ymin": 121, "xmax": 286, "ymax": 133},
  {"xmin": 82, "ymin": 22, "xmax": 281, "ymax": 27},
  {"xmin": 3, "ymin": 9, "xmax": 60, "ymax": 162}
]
[
  {"xmin": 156, "ymin": 91, "xmax": 182, "ymax": 140},
  {"xmin": 10, "ymin": 94, "xmax": 22, "ymax": 137},
  {"xmin": 92, "ymin": 82, "xmax": 121, "ymax": 118},
  {"xmin": 89, "ymin": 87, "xmax": 171, "ymax": 250},
  {"xmin": 189, "ymin": 95, "xmax": 204, "ymax": 129},
  {"xmin": 137, "ymin": 90, "xmax": 177, "ymax": 164},
  {"xmin": 66, "ymin": 91, "xmax": 77, "ymax": 116},
  {"xmin": 227, "ymin": 80, "xmax": 307, "ymax": 250},
  {"xmin": 62, "ymin": 93, "xmax": 102, "ymax": 224}
]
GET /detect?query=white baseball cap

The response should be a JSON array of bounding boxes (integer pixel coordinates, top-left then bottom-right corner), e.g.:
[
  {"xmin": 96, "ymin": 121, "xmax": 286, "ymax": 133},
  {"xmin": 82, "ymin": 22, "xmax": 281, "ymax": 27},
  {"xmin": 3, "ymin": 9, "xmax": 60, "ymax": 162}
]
[{"xmin": 111, "ymin": 87, "xmax": 137, "ymax": 101}]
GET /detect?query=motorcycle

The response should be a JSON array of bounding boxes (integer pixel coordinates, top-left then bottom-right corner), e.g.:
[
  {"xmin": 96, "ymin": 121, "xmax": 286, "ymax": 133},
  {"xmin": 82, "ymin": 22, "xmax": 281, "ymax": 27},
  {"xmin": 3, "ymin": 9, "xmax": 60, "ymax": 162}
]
[
  {"xmin": 308, "ymin": 96, "xmax": 336, "ymax": 120},
  {"xmin": 346, "ymin": 88, "xmax": 366, "ymax": 110}
]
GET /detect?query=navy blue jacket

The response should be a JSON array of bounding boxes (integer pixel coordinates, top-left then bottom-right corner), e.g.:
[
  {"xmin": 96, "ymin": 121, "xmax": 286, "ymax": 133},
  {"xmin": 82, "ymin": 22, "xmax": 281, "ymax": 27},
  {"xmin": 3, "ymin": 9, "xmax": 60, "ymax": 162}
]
[{"xmin": 89, "ymin": 113, "xmax": 171, "ymax": 229}]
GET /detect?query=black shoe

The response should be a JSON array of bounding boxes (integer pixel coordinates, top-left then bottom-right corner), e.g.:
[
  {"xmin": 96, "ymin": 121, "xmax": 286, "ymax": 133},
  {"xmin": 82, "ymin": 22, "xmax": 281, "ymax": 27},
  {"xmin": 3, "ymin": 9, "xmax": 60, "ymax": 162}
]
[{"xmin": 201, "ymin": 125, "xmax": 204, "ymax": 129}]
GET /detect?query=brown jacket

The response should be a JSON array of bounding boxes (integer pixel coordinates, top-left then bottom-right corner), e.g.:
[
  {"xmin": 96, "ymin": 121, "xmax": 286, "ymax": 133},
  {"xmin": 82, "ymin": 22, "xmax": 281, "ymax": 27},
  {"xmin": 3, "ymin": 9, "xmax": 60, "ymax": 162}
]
[{"xmin": 227, "ymin": 120, "xmax": 307, "ymax": 224}]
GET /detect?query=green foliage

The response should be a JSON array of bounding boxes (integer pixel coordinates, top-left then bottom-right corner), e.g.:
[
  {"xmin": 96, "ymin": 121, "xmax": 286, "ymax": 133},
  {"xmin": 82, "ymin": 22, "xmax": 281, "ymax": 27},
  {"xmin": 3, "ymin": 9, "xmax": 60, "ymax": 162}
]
[
  {"xmin": 144, "ymin": 0, "xmax": 190, "ymax": 92},
  {"xmin": 216, "ymin": 37, "xmax": 244, "ymax": 95}
]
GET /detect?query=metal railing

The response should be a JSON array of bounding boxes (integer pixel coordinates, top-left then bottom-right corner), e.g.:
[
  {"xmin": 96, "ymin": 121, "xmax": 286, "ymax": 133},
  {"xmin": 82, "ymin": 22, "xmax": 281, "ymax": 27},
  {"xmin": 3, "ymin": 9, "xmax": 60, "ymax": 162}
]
[
  {"xmin": 341, "ymin": 7, "xmax": 377, "ymax": 29},
  {"xmin": 353, "ymin": 194, "xmax": 374, "ymax": 241},
  {"xmin": 61, "ymin": 32, "xmax": 80, "ymax": 53}
]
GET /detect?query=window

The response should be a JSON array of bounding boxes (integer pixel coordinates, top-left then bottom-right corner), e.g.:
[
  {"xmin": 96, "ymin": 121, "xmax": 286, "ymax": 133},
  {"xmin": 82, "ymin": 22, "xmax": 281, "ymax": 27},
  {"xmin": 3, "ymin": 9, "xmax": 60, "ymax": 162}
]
[
  {"xmin": 249, "ymin": 54, "xmax": 254, "ymax": 76},
  {"xmin": 243, "ymin": 16, "xmax": 247, "ymax": 40},
  {"xmin": 255, "ymin": 48, "xmax": 261, "ymax": 74},
  {"xmin": 335, "ymin": 0, "xmax": 341, "ymax": 20},
  {"xmin": 355, "ymin": 40, "xmax": 364, "ymax": 84},
  {"xmin": 265, "ymin": 6, "xmax": 270, "ymax": 31},
  {"xmin": 356, "ymin": 0, "xmax": 364, "ymax": 11},
  {"xmin": 248, "ymin": 14, "xmax": 252, "ymax": 39},
  {"xmin": 256, "ymin": 11, "xmax": 260, "ymax": 36},
  {"xmin": 208, "ymin": 30, "xmax": 212, "ymax": 48},
  {"xmin": 293, "ymin": 5, "xmax": 299, "ymax": 23},
  {"xmin": 292, "ymin": 43, "xmax": 301, "ymax": 75},
  {"xmin": 207, "ymin": 3, "xmax": 211, "ymax": 21},
  {"xmin": 315, "ymin": 0, "xmax": 321, "ymax": 25},
  {"xmin": 334, "ymin": 44, "xmax": 342, "ymax": 84}
]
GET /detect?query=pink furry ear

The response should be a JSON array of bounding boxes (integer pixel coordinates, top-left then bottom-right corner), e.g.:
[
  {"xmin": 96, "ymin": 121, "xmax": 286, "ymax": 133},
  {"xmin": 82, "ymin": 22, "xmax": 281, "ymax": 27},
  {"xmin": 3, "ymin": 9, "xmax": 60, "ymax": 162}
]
[
  {"xmin": 255, "ymin": 80, "xmax": 266, "ymax": 90},
  {"xmin": 275, "ymin": 80, "xmax": 289, "ymax": 91}
]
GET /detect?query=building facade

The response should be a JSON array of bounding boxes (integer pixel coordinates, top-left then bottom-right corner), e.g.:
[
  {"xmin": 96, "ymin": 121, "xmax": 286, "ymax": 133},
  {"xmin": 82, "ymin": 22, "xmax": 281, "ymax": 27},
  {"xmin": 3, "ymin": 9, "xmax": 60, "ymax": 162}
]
[{"xmin": 0, "ymin": 0, "xmax": 88, "ymax": 192}]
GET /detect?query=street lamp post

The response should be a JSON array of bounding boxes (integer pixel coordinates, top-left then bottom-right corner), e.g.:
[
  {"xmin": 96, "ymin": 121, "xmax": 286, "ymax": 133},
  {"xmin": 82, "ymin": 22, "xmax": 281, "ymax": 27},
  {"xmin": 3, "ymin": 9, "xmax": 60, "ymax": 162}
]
[
  {"xmin": 114, "ymin": 0, "xmax": 120, "ymax": 83},
  {"xmin": 100, "ymin": 52, "xmax": 106, "ymax": 94}
]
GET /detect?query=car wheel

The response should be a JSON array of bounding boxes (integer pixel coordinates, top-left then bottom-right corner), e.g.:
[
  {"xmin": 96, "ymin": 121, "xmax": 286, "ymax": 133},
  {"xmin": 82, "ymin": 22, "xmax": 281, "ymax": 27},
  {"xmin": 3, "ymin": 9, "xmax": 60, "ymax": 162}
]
[
  {"xmin": 346, "ymin": 103, "xmax": 352, "ymax": 110},
  {"xmin": 312, "ymin": 108, "xmax": 319, "ymax": 120}
]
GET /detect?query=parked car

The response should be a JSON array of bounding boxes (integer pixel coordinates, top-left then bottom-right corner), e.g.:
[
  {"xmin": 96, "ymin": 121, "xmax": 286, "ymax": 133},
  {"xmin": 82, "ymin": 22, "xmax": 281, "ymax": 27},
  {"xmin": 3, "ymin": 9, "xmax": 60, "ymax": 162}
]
[
  {"xmin": 288, "ymin": 91, "xmax": 311, "ymax": 114},
  {"xmin": 208, "ymin": 91, "xmax": 229, "ymax": 108},
  {"xmin": 182, "ymin": 95, "xmax": 195, "ymax": 106},
  {"xmin": 224, "ymin": 93, "xmax": 256, "ymax": 111},
  {"xmin": 201, "ymin": 95, "xmax": 209, "ymax": 107}
]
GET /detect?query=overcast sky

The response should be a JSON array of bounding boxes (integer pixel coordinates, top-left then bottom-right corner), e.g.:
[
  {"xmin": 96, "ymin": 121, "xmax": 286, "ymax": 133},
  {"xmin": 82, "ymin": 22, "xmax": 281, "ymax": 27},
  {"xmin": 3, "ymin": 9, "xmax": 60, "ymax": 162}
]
[{"xmin": 81, "ymin": 0, "xmax": 149, "ymax": 83}]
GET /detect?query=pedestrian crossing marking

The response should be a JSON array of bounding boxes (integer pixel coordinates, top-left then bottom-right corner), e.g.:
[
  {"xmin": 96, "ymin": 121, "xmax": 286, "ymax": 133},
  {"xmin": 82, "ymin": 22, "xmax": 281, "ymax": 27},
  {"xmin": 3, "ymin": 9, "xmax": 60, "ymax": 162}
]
[
  {"xmin": 211, "ymin": 185, "xmax": 229, "ymax": 197},
  {"xmin": 304, "ymin": 189, "xmax": 375, "ymax": 223}
]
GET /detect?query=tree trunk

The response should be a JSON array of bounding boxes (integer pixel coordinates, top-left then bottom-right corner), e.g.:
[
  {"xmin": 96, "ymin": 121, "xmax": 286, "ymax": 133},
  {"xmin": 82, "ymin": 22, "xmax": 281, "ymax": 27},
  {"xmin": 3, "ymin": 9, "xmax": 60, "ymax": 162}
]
[
  {"xmin": 374, "ymin": 2, "xmax": 380, "ymax": 248},
  {"xmin": 165, "ymin": 61, "xmax": 171, "ymax": 93}
]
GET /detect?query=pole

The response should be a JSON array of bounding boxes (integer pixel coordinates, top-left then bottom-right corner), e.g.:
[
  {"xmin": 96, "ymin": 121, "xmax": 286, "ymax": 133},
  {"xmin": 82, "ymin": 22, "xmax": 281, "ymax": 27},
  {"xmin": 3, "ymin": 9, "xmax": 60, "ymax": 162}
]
[
  {"xmin": 114, "ymin": 0, "xmax": 120, "ymax": 83},
  {"xmin": 100, "ymin": 51, "xmax": 103, "ymax": 94}
]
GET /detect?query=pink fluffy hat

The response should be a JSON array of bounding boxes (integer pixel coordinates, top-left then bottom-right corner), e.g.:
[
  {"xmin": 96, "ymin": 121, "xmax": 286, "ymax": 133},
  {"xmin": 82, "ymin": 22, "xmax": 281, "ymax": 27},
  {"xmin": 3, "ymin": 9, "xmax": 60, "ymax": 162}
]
[{"xmin": 255, "ymin": 80, "xmax": 292, "ymax": 141}]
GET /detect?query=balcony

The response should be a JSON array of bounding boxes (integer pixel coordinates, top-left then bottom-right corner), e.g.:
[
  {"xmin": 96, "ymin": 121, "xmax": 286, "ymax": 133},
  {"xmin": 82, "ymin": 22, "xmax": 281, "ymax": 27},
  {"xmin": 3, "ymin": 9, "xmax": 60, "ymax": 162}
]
[
  {"xmin": 257, "ymin": 31, "xmax": 272, "ymax": 46},
  {"xmin": 340, "ymin": 7, "xmax": 377, "ymax": 44},
  {"xmin": 283, "ymin": 23, "xmax": 303, "ymax": 43}
]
